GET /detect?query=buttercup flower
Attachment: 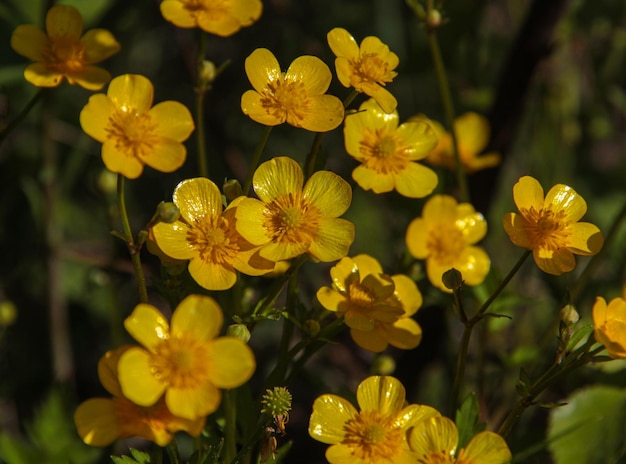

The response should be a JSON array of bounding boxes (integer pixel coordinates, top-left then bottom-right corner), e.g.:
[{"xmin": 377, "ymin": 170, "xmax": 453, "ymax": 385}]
[
  {"xmin": 502, "ymin": 176, "xmax": 604, "ymax": 275},
  {"xmin": 593, "ymin": 296, "xmax": 626, "ymax": 359},
  {"xmin": 327, "ymin": 28, "xmax": 399, "ymax": 113},
  {"xmin": 420, "ymin": 112, "xmax": 501, "ymax": 173},
  {"xmin": 309, "ymin": 376, "xmax": 439, "ymax": 464},
  {"xmin": 117, "ymin": 295, "xmax": 256, "ymax": 420},
  {"xmin": 75, "ymin": 346, "xmax": 205, "ymax": 447},
  {"xmin": 344, "ymin": 98, "xmax": 438, "ymax": 197},
  {"xmin": 241, "ymin": 48, "xmax": 344, "ymax": 132},
  {"xmin": 316, "ymin": 254, "xmax": 422, "ymax": 352},
  {"xmin": 235, "ymin": 157, "xmax": 355, "ymax": 262},
  {"xmin": 80, "ymin": 74, "xmax": 194, "ymax": 179},
  {"xmin": 405, "ymin": 195, "xmax": 490, "ymax": 292},
  {"xmin": 11, "ymin": 5, "xmax": 120, "ymax": 90},
  {"xmin": 408, "ymin": 416, "xmax": 512, "ymax": 463},
  {"xmin": 160, "ymin": 0, "xmax": 262, "ymax": 37},
  {"xmin": 152, "ymin": 177, "xmax": 274, "ymax": 290}
]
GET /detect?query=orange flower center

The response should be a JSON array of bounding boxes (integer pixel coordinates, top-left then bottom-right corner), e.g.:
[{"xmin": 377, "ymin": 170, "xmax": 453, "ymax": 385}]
[
  {"xmin": 348, "ymin": 282, "xmax": 376, "ymax": 308},
  {"xmin": 427, "ymin": 224, "xmax": 465, "ymax": 264},
  {"xmin": 417, "ymin": 450, "xmax": 455, "ymax": 463},
  {"xmin": 359, "ymin": 129, "xmax": 408, "ymax": 173},
  {"xmin": 186, "ymin": 215, "xmax": 240, "ymax": 265},
  {"xmin": 520, "ymin": 206, "xmax": 570, "ymax": 251},
  {"xmin": 43, "ymin": 37, "xmax": 87, "ymax": 74},
  {"xmin": 263, "ymin": 192, "xmax": 321, "ymax": 245},
  {"xmin": 342, "ymin": 410, "xmax": 404, "ymax": 461},
  {"xmin": 260, "ymin": 77, "xmax": 309, "ymax": 126},
  {"xmin": 352, "ymin": 52, "xmax": 395, "ymax": 86},
  {"xmin": 151, "ymin": 336, "xmax": 211, "ymax": 389},
  {"xmin": 105, "ymin": 108, "xmax": 159, "ymax": 159},
  {"xmin": 184, "ymin": 0, "xmax": 228, "ymax": 18}
]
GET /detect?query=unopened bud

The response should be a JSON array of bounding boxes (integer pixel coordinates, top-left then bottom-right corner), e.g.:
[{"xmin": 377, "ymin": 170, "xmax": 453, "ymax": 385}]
[
  {"xmin": 303, "ymin": 320, "xmax": 320, "ymax": 337},
  {"xmin": 97, "ymin": 170, "xmax": 117, "ymax": 195},
  {"xmin": 223, "ymin": 179, "xmax": 244, "ymax": 202},
  {"xmin": 442, "ymin": 268, "xmax": 463, "ymax": 291},
  {"xmin": 157, "ymin": 201, "xmax": 180, "ymax": 224},
  {"xmin": 371, "ymin": 355, "xmax": 396, "ymax": 376},
  {"xmin": 426, "ymin": 9, "xmax": 442, "ymax": 29},
  {"xmin": 560, "ymin": 304, "xmax": 579, "ymax": 325},
  {"xmin": 0, "ymin": 300, "xmax": 17, "ymax": 327},
  {"xmin": 227, "ymin": 323, "xmax": 251, "ymax": 343},
  {"xmin": 199, "ymin": 60, "xmax": 217, "ymax": 86}
]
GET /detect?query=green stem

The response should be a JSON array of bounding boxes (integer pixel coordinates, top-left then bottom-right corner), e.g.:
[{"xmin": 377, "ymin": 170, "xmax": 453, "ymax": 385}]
[
  {"xmin": 570, "ymin": 200, "xmax": 626, "ymax": 305},
  {"xmin": 224, "ymin": 389, "xmax": 238, "ymax": 463},
  {"xmin": 0, "ymin": 88, "xmax": 45, "ymax": 146},
  {"xmin": 166, "ymin": 441, "xmax": 181, "ymax": 464},
  {"xmin": 116, "ymin": 174, "xmax": 149, "ymax": 303},
  {"xmin": 251, "ymin": 255, "xmax": 307, "ymax": 319},
  {"xmin": 243, "ymin": 125, "xmax": 272, "ymax": 194},
  {"xmin": 425, "ymin": 21, "xmax": 469, "ymax": 202},
  {"xmin": 196, "ymin": 31, "xmax": 209, "ymax": 177}
]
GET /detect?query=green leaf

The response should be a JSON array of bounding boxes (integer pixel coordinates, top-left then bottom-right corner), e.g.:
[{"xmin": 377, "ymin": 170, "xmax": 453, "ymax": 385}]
[
  {"xmin": 111, "ymin": 448, "xmax": 150, "ymax": 464},
  {"xmin": 548, "ymin": 385, "xmax": 626, "ymax": 463},
  {"xmin": 455, "ymin": 393, "xmax": 480, "ymax": 451}
]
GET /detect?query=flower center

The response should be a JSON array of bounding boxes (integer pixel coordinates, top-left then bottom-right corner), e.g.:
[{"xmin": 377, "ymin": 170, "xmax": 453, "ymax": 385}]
[
  {"xmin": 520, "ymin": 206, "xmax": 570, "ymax": 251},
  {"xmin": 417, "ymin": 450, "xmax": 455, "ymax": 464},
  {"xmin": 263, "ymin": 192, "xmax": 321, "ymax": 244},
  {"xmin": 105, "ymin": 108, "xmax": 159, "ymax": 160},
  {"xmin": 427, "ymin": 224, "xmax": 465, "ymax": 265},
  {"xmin": 184, "ymin": 0, "xmax": 227, "ymax": 17},
  {"xmin": 354, "ymin": 53, "xmax": 396, "ymax": 85},
  {"xmin": 186, "ymin": 215, "xmax": 240, "ymax": 265},
  {"xmin": 348, "ymin": 282, "xmax": 376, "ymax": 308},
  {"xmin": 44, "ymin": 37, "xmax": 86, "ymax": 74},
  {"xmin": 261, "ymin": 77, "xmax": 309, "ymax": 126},
  {"xmin": 151, "ymin": 336, "xmax": 210, "ymax": 389},
  {"xmin": 342, "ymin": 410, "xmax": 404, "ymax": 461},
  {"xmin": 359, "ymin": 129, "xmax": 409, "ymax": 174}
]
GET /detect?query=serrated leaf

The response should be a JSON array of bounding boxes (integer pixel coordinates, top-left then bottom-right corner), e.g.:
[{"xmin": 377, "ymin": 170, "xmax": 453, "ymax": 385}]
[
  {"xmin": 455, "ymin": 393, "xmax": 479, "ymax": 451},
  {"xmin": 548, "ymin": 385, "xmax": 626, "ymax": 463},
  {"xmin": 129, "ymin": 448, "xmax": 151, "ymax": 463}
]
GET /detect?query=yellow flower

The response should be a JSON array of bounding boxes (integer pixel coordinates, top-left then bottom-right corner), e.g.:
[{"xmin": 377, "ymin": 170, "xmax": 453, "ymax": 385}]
[
  {"xmin": 408, "ymin": 416, "xmax": 512, "ymax": 464},
  {"xmin": 309, "ymin": 376, "xmax": 439, "ymax": 464},
  {"xmin": 405, "ymin": 195, "xmax": 490, "ymax": 292},
  {"xmin": 502, "ymin": 176, "xmax": 604, "ymax": 275},
  {"xmin": 235, "ymin": 156, "xmax": 355, "ymax": 262},
  {"xmin": 316, "ymin": 254, "xmax": 422, "ymax": 352},
  {"xmin": 10, "ymin": 5, "xmax": 120, "ymax": 90},
  {"xmin": 117, "ymin": 295, "xmax": 256, "ymax": 420},
  {"xmin": 160, "ymin": 0, "xmax": 262, "ymax": 37},
  {"xmin": 80, "ymin": 74, "xmax": 195, "ymax": 179},
  {"xmin": 593, "ymin": 296, "xmax": 626, "ymax": 359},
  {"xmin": 327, "ymin": 27, "xmax": 399, "ymax": 113},
  {"xmin": 241, "ymin": 48, "xmax": 344, "ymax": 132},
  {"xmin": 344, "ymin": 98, "xmax": 438, "ymax": 197},
  {"xmin": 152, "ymin": 177, "xmax": 274, "ymax": 290},
  {"xmin": 74, "ymin": 346, "xmax": 205, "ymax": 447},
  {"xmin": 420, "ymin": 112, "xmax": 501, "ymax": 173}
]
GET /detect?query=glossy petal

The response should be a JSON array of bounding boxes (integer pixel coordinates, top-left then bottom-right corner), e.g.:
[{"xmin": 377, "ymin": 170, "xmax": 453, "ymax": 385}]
[
  {"xmin": 286, "ymin": 55, "xmax": 332, "ymax": 95},
  {"xmin": 534, "ymin": 247, "xmax": 575, "ymax": 275},
  {"xmin": 81, "ymin": 29, "xmax": 121, "ymax": 63},
  {"xmin": 171, "ymin": 295, "xmax": 223, "ymax": 341},
  {"xmin": 316, "ymin": 287, "xmax": 345, "ymax": 312},
  {"xmin": 166, "ymin": 382, "xmax": 221, "ymax": 420},
  {"xmin": 394, "ymin": 162, "xmax": 438, "ymax": 198},
  {"xmin": 350, "ymin": 327, "xmax": 388, "ymax": 352},
  {"xmin": 188, "ymin": 256, "xmax": 237, "ymax": 290},
  {"xmin": 502, "ymin": 212, "xmax": 532, "ymax": 249},
  {"xmin": 245, "ymin": 48, "xmax": 281, "ymax": 93},
  {"xmin": 253, "ymin": 157, "xmax": 304, "ymax": 203},
  {"xmin": 241, "ymin": 90, "xmax": 284, "ymax": 126},
  {"xmin": 391, "ymin": 274, "xmax": 422, "ymax": 316},
  {"xmin": 457, "ymin": 205, "xmax": 488, "ymax": 244},
  {"xmin": 23, "ymin": 63, "xmax": 63, "ymax": 87},
  {"xmin": 80, "ymin": 94, "xmax": 116, "ymax": 142},
  {"xmin": 101, "ymin": 142, "xmax": 144, "ymax": 178},
  {"xmin": 74, "ymin": 398, "xmax": 119, "ymax": 446},
  {"xmin": 405, "ymin": 218, "xmax": 429, "ymax": 258},
  {"xmin": 545, "ymin": 184, "xmax": 587, "ymax": 222},
  {"xmin": 459, "ymin": 431, "xmax": 513, "ymax": 464},
  {"xmin": 352, "ymin": 254, "xmax": 383, "ymax": 277},
  {"xmin": 455, "ymin": 246, "xmax": 491, "ymax": 286},
  {"xmin": 397, "ymin": 121, "xmax": 438, "ymax": 160},
  {"xmin": 125, "ymin": 304, "xmax": 170, "ymax": 351},
  {"xmin": 71, "ymin": 65, "xmax": 112, "ymax": 91},
  {"xmin": 352, "ymin": 165, "xmax": 395, "ymax": 193},
  {"xmin": 327, "ymin": 28, "xmax": 359, "ymax": 60},
  {"xmin": 234, "ymin": 198, "xmax": 270, "ymax": 245},
  {"xmin": 294, "ymin": 94, "xmax": 344, "ymax": 132},
  {"xmin": 140, "ymin": 138, "xmax": 187, "ymax": 173},
  {"xmin": 513, "ymin": 176, "xmax": 544, "ymax": 212},
  {"xmin": 160, "ymin": 1, "xmax": 197, "ymax": 28},
  {"xmin": 11, "ymin": 25, "xmax": 47, "ymax": 61},
  {"xmin": 152, "ymin": 221, "xmax": 196, "ymax": 260},
  {"xmin": 455, "ymin": 112, "xmax": 489, "ymax": 155},
  {"xmin": 408, "ymin": 416, "xmax": 458, "ymax": 459},
  {"xmin": 149, "ymin": 101, "xmax": 194, "ymax": 141},
  {"xmin": 356, "ymin": 376, "xmax": 405, "ymax": 414},
  {"xmin": 365, "ymin": 85, "xmax": 397, "ymax": 114},
  {"xmin": 206, "ymin": 338, "xmax": 255, "ymax": 387},
  {"xmin": 46, "ymin": 5, "xmax": 83, "ymax": 39},
  {"xmin": 566, "ymin": 222, "xmax": 603, "ymax": 254},
  {"xmin": 309, "ymin": 394, "xmax": 357, "ymax": 444},
  {"xmin": 97, "ymin": 346, "xmax": 131, "ymax": 397},
  {"xmin": 108, "ymin": 74, "xmax": 154, "ymax": 113},
  {"xmin": 394, "ymin": 403, "xmax": 440, "ymax": 429},
  {"xmin": 118, "ymin": 347, "xmax": 166, "ymax": 406},
  {"xmin": 308, "ymin": 218, "xmax": 355, "ymax": 262},
  {"xmin": 385, "ymin": 318, "xmax": 422, "ymax": 350},
  {"xmin": 330, "ymin": 256, "xmax": 361, "ymax": 292},
  {"xmin": 361, "ymin": 36, "xmax": 398, "ymax": 69},
  {"xmin": 174, "ymin": 177, "xmax": 223, "ymax": 222},
  {"xmin": 304, "ymin": 171, "xmax": 352, "ymax": 217},
  {"xmin": 197, "ymin": 13, "xmax": 241, "ymax": 36}
]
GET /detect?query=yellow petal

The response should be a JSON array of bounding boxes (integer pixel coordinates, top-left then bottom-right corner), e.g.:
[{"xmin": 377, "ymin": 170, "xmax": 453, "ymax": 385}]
[
  {"xmin": 97, "ymin": 346, "xmax": 133, "ymax": 397},
  {"xmin": 11, "ymin": 25, "xmax": 47, "ymax": 61},
  {"xmin": 394, "ymin": 404, "xmax": 440, "ymax": 430},
  {"xmin": 363, "ymin": 83, "xmax": 397, "ymax": 114},
  {"xmin": 545, "ymin": 183, "xmax": 587, "ymax": 222},
  {"xmin": 253, "ymin": 156, "xmax": 304, "ymax": 202},
  {"xmin": 197, "ymin": 12, "xmax": 241, "ymax": 37},
  {"xmin": 327, "ymin": 28, "xmax": 359, "ymax": 60},
  {"xmin": 304, "ymin": 170, "xmax": 352, "ymax": 217},
  {"xmin": 356, "ymin": 376, "xmax": 405, "ymax": 413},
  {"xmin": 454, "ymin": 112, "xmax": 489, "ymax": 155},
  {"xmin": 512, "ymin": 176, "xmax": 544, "ymax": 212},
  {"xmin": 245, "ymin": 48, "xmax": 281, "ymax": 93},
  {"xmin": 293, "ymin": 94, "xmax": 344, "ymax": 132},
  {"xmin": 426, "ymin": 259, "xmax": 453, "ymax": 293},
  {"xmin": 350, "ymin": 327, "xmax": 388, "ymax": 352},
  {"xmin": 325, "ymin": 444, "xmax": 363, "ymax": 464},
  {"xmin": 150, "ymin": 101, "xmax": 195, "ymax": 141},
  {"xmin": 408, "ymin": 416, "xmax": 458, "ymax": 458},
  {"xmin": 405, "ymin": 217, "xmax": 429, "ymax": 259},
  {"xmin": 308, "ymin": 218, "xmax": 355, "ymax": 262},
  {"xmin": 360, "ymin": 36, "xmax": 399, "ymax": 70},
  {"xmin": 74, "ymin": 398, "xmax": 119, "ymax": 446},
  {"xmin": 352, "ymin": 254, "xmax": 383, "ymax": 277},
  {"xmin": 80, "ymin": 94, "xmax": 116, "ymax": 142},
  {"xmin": 457, "ymin": 204, "xmax": 487, "ymax": 244},
  {"xmin": 173, "ymin": 177, "xmax": 223, "ymax": 223},
  {"xmin": 423, "ymin": 194, "xmax": 458, "ymax": 223},
  {"xmin": 206, "ymin": 338, "xmax": 255, "ymax": 387},
  {"xmin": 234, "ymin": 198, "xmax": 271, "ymax": 245},
  {"xmin": 385, "ymin": 317, "xmax": 422, "ymax": 350},
  {"xmin": 166, "ymin": 382, "xmax": 221, "ymax": 420},
  {"xmin": 308, "ymin": 394, "xmax": 357, "ymax": 444},
  {"xmin": 566, "ymin": 222, "xmax": 603, "ymax": 255},
  {"xmin": 46, "ymin": 5, "xmax": 83, "ymax": 39},
  {"xmin": 160, "ymin": 0, "xmax": 197, "ymax": 28},
  {"xmin": 396, "ymin": 121, "xmax": 438, "ymax": 160},
  {"xmin": 592, "ymin": 297, "xmax": 608, "ymax": 327},
  {"xmin": 24, "ymin": 63, "xmax": 63, "ymax": 87},
  {"xmin": 72, "ymin": 65, "xmax": 112, "ymax": 91},
  {"xmin": 81, "ymin": 29, "xmax": 120, "ymax": 63},
  {"xmin": 394, "ymin": 162, "xmax": 438, "ymax": 198},
  {"xmin": 458, "ymin": 431, "xmax": 512, "ymax": 464},
  {"xmin": 352, "ymin": 165, "xmax": 395, "ymax": 193},
  {"xmin": 455, "ymin": 246, "xmax": 491, "ymax": 286},
  {"xmin": 108, "ymin": 74, "xmax": 154, "ymax": 113},
  {"xmin": 334, "ymin": 57, "xmax": 353, "ymax": 88},
  {"xmin": 101, "ymin": 141, "xmax": 144, "ymax": 178},
  {"xmin": 241, "ymin": 89, "xmax": 284, "ymax": 126},
  {"xmin": 118, "ymin": 347, "xmax": 166, "ymax": 406},
  {"xmin": 391, "ymin": 274, "xmax": 422, "ymax": 316},
  {"xmin": 502, "ymin": 212, "xmax": 533, "ymax": 249},
  {"xmin": 345, "ymin": 311, "xmax": 376, "ymax": 331},
  {"xmin": 140, "ymin": 138, "xmax": 187, "ymax": 173},
  {"xmin": 171, "ymin": 295, "xmax": 223, "ymax": 341},
  {"xmin": 152, "ymin": 221, "xmax": 196, "ymax": 260},
  {"xmin": 330, "ymin": 256, "xmax": 361, "ymax": 293},
  {"xmin": 286, "ymin": 55, "xmax": 332, "ymax": 95},
  {"xmin": 533, "ymin": 248, "xmax": 575, "ymax": 275},
  {"xmin": 124, "ymin": 303, "xmax": 170, "ymax": 351},
  {"xmin": 316, "ymin": 287, "xmax": 346, "ymax": 312},
  {"xmin": 188, "ymin": 256, "xmax": 237, "ymax": 290},
  {"xmin": 231, "ymin": 0, "xmax": 263, "ymax": 25}
]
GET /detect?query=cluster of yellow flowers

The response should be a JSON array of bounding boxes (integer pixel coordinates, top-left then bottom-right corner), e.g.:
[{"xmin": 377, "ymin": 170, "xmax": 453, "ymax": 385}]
[{"xmin": 9, "ymin": 1, "xmax": 621, "ymax": 462}]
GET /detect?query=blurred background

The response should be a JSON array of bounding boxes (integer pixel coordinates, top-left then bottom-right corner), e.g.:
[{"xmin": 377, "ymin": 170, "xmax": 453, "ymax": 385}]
[{"xmin": 1, "ymin": 0, "xmax": 625, "ymax": 462}]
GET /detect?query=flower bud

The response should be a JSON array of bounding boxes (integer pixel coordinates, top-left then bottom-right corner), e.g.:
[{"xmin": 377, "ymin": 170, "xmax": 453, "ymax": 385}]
[
  {"xmin": 560, "ymin": 304, "xmax": 579, "ymax": 325},
  {"xmin": 156, "ymin": 201, "xmax": 180, "ymax": 224},
  {"xmin": 227, "ymin": 323, "xmax": 251, "ymax": 343},
  {"xmin": 371, "ymin": 355, "xmax": 396, "ymax": 376},
  {"xmin": 223, "ymin": 179, "xmax": 243, "ymax": 202},
  {"xmin": 303, "ymin": 319, "xmax": 320, "ymax": 337},
  {"xmin": 442, "ymin": 268, "xmax": 463, "ymax": 291},
  {"xmin": 199, "ymin": 60, "xmax": 217, "ymax": 86},
  {"xmin": 426, "ymin": 9, "xmax": 442, "ymax": 29},
  {"xmin": 0, "ymin": 300, "xmax": 17, "ymax": 327},
  {"xmin": 97, "ymin": 169, "xmax": 117, "ymax": 195}
]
